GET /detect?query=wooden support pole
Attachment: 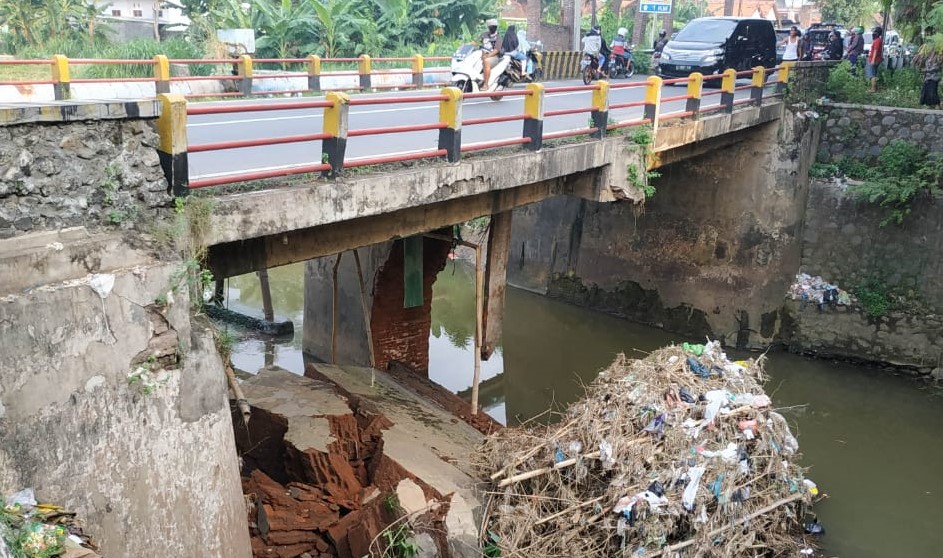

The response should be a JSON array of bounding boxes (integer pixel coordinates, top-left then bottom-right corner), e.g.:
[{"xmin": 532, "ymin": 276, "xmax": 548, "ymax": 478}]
[
  {"xmin": 331, "ymin": 252, "xmax": 343, "ymax": 364},
  {"xmin": 352, "ymin": 248, "xmax": 376, "ymax": 369},
  {"xmin": 471, "ymin": 242, "xmax": 484, "ymax": 416},
  {"xmin": 257, "ymin": 268, "xmax": 274, "ymax": 322}
]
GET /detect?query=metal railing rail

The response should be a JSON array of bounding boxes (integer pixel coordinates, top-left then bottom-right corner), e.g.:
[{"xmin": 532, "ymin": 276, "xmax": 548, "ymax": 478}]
[
  {"xmin": 0, "ymin": 54, "xmax": 454, "ymax": 100},
  {"xmin": 152, "ymin": 63, "xmax": 794, "ymax": 195}
]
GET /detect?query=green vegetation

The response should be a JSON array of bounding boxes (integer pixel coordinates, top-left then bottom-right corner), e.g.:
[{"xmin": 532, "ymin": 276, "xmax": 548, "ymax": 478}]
[
  {"xmin": 482, "ymin": 531, "xmax": 501, "ymax": 557},
  {"xmin": 826, "ymin": 61, "xmax": 922, "ymax": 108},
  {"xmin": 379, "ymin": 523, "xmax": 420, "ymax": 558},
  {"xmin": 153, "ymin": 196, "xmax": 217, "ymax": 309},
  {"xmin": 855, "ymin": 277, "xmax": 892, "ymax": 318},
  {"xmin": 0, "ymin": 502, "xmax": 66, "ymax": 558},
  {"xmin": 847, "ymin": 139, "xmax": 943, "ymax": 226}
]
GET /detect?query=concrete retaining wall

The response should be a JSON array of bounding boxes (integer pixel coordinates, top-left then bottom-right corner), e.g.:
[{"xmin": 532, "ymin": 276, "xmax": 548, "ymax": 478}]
[
  {"xmin": 508, "ymin": 109, "xmax": 819, "ymax": 349},
  {"xmin": 817, "ymin": 102, "xmax": 943, "ymax": 162},
  {"xmin": 0, "ymin": 232, "xmax": 250, "ymax": 557}
]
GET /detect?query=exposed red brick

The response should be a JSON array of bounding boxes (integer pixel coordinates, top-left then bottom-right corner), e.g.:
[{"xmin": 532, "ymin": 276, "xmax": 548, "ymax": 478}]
[{"xmin": 370, "ymin": 237, "xmax": 452, "ymax": 374}]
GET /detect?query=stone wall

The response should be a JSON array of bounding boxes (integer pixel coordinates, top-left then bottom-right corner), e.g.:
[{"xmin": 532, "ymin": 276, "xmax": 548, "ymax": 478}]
[
  {"xmin": 800, "ymin": 179, "xmax": 943, "ymax": 310},
  {"xmin": 0, "ymin": 101, "xmax": 169, "ymax": 238},
  {"xmin": 782, "ymin": 301, "xmax": 943, "ymax": 375},
  {"xmin": 0, "ymin": 231, "xmax": 250, "ymax": 557},
  {"xmin": 817, "ymin": 102, "xmax": 943, "ymax": 162},
  {"xmin": 509, "ymin": 111, "xmax": 819, "ymax": 349}
]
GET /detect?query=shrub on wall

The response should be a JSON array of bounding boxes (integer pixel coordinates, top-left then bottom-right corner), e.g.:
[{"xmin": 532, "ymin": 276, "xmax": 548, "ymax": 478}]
[
  {"xmin": 825, "ymin": 61, "xmax": 921, "ymax": 108},
  {"xmin": 848, "ymin": 140, "xmax": 943, "ymax": 226}
]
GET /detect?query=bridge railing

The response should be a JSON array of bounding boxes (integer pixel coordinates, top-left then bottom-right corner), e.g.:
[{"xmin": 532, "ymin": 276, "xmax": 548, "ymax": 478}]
[
  {"xmin": 159, "ymin": 63, "xmax": 795, "ymax": 195},
  {"xmin": 0, "ymin": 54, "xmax": 453, "ymax": 101}
]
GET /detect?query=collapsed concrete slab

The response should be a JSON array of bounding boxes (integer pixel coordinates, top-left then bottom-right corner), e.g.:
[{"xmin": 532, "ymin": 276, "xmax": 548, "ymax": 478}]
[{"xmin": 236, "ymin": 366, "xmax": 484, "ymax": 558}]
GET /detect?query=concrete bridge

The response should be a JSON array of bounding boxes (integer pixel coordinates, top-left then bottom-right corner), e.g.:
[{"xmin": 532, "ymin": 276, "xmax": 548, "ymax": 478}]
[{"xmin": 0, "ymin": 62, "xmax": 829, "ymax": 557}]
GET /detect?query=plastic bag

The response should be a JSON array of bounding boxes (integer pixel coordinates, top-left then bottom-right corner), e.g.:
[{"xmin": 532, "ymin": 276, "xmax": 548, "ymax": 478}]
[
  {"xmin": 682, "ymin": 342, "xmax": 705, "ymax": 356},
  {"xmin": 682, "ymin": 466, "xmax": 705, "ymax": 511},
  {"xmin": 687, "ymin": 356, "xmax": 711, "ymax": 378}
]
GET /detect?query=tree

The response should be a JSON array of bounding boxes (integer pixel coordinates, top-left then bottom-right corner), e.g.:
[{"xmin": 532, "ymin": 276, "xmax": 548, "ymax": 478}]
[
  {"xmin": 254, "ymin": 0, "xmax": 314, "ymax": 59},
  {"xmin": 819, "ymin": 0, "xmax": 875, "ymax": 25},
  {"xmin": 307, "ymin": 0, "xmax": 369, "ymax": 57}
]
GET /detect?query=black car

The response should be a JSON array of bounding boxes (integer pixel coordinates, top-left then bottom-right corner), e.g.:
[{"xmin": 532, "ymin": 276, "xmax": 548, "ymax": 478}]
[{"xmin": 659, "ymin": 17, "xmax": 776, "ymax": 79}]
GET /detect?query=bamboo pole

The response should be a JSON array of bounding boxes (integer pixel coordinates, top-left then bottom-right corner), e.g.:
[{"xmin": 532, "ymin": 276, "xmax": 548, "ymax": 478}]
[
  {"xmin": 534, "ymin": 494, "xmax": 606, "ymax": 526},
  {"xmin": 471, "ymin": 242, "xmax": 484, "ymax": 416},
  {"xmin": 497, "ymin": 451, "xmax": 602, "ymax": 488},
  {"xmin": 225, "ymin": 364, "xmax": 251, "ymax": 425},
  {"xmin": 331, "ymin": 252, "xmax": 343, "ymax": 364}
]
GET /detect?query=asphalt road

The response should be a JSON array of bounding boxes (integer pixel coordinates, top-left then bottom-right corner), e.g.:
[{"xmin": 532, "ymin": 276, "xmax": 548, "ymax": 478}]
[{"xmin": 187, "ymin": 75, "xmax": 776, "ymax": 182}]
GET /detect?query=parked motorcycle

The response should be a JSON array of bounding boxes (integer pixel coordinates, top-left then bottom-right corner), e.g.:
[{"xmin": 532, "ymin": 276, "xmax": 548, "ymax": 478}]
[{"xmin": 609, "ymin": 47, "xmax": 636, "ymax": 79}]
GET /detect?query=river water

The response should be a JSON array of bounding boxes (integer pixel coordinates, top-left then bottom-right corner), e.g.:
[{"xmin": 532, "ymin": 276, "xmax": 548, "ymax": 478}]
[{"xmin": 224, "ymin": 260, "xmax": 943, "ymax": 558}]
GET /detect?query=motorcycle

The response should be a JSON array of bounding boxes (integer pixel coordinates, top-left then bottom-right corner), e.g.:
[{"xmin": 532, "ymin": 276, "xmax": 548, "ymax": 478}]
[
  {"xmin": 609, "ymin": 47, "xmax": 636, "ymax": 79},
  {"xmin": 449, "ymin": 44, "xmax": 513, "ymax": 100},
  {"xmin": 581, "ymin": 52, "xmax": 606, "ymax": 85}
]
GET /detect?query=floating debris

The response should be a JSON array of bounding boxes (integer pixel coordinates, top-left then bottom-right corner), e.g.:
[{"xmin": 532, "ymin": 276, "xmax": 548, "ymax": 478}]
[{"xmin": 477, "ymin": 343, "xmax": 821, "ymax": 557}]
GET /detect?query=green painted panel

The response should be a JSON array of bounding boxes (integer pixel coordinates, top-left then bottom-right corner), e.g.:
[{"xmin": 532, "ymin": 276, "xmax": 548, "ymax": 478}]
[{"xmin": 403, "ymin": 236, "xmax": 423, "ymax": 308}]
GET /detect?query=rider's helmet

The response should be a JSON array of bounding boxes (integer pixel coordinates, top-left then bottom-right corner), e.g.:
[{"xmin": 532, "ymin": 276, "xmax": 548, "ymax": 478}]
[
  {"xmin": 591, "ymin": 25, "xmax": 601, "ymax": 35},
  {"xmin": 856, "ymin": 26, "xmax": 864, "ymax": 35},
  {"xmin": 486, "ymin": 18, "xmax": 498, "ymax": 33},
  {"xmin": 618, "ymin": 27, "xmax": 628, "ymax": 37},
  {"xmin": 658, "ymin": 30, "xmax": 667, "ymax": 37}
]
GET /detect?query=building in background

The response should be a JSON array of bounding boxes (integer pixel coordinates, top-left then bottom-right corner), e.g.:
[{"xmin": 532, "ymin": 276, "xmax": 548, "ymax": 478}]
[{"xmin": 98, "ymin": 0, "xmax": 191, "ymax": 41}]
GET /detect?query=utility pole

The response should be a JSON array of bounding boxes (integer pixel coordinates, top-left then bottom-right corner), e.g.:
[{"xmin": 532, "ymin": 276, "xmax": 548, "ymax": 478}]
[
  {"xmin": 591, "ymin": 0, "xmax": 598, "ymax": 27},
  {"xmin": 153, "ymin": 0, "xmax": 161, "ymax": 41}
]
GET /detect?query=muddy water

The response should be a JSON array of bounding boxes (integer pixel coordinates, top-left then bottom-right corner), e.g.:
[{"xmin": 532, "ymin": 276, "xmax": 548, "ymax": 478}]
[{"xmin": 225, "ymin": 260, "xmax": 943, "ymax": 558}]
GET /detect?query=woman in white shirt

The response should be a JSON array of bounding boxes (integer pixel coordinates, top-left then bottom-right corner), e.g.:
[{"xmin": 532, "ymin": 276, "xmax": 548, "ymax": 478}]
[{"xmin": 780, "ymin": 26, "xmax": 802, "ymax": 62}]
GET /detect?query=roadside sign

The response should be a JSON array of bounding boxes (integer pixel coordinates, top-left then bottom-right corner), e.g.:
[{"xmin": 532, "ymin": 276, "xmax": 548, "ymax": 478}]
[{"xmin": 640, "ymin": 0, "xmax": 672, "ymax": 14}]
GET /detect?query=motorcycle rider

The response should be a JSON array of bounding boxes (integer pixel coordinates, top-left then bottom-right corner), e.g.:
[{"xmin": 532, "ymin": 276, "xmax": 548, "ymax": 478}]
[
  {"xmin": 479, "ymin": 18, "xmax": 501, "ymax": 89},
  {"xmin": 502, "ymin": 25, "xmax": 529, "ymax": 80},
  {"xmin": 610, "ymin": 26, "xmax": 630, "ymax": 73},
  {"xmin": 653, "ymin": 29, "xmax": 668, "ymax": 54},
  {"xmin": 582, "ymin": 25, "xmax": 610, "ymax": 77}
]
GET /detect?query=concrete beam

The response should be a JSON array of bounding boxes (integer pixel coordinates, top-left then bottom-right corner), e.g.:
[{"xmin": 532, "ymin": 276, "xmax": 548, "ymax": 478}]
[
  {"xmin": 207, "ymin": 172, "xmax": 602, "ymax": 279},
  {"xmin": 481, "ymin": 211, "xmax": 512, "ymax": 360},
  {"xmin": 0, "ymin": 99, "xmax": 160, "ymax": 126},
  {"xmin": 651, "ymin": 101, "xmax": 784, "ymax": 168},
  {"xmin": 207, "ymin": 138, "xmax": 636, "ymax": 248}
]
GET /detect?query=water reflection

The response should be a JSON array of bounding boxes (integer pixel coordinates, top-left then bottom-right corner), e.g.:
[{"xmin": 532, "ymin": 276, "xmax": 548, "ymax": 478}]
[{"xmin": 224, "ymin": 259, "xmax": 943, "ymax": 558}]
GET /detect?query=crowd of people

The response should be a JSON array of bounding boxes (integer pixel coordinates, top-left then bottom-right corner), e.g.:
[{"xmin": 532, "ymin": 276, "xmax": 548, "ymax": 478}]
[{"xmin": 778, "ymin": 23, "xmax": 939, "ymax": 106}]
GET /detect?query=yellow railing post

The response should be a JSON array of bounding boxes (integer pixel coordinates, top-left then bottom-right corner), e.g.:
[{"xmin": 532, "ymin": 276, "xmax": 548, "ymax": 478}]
[
  {"xmin": 238, "ymin": 54, "xmax": 253, "ymax": 96},
  {"xmin": 154, "ymin": 54, "xmax": 171, "ymax": 94},
  {"xmin": 751, "ymin": 66, "xmax": 766, "ymax": 106},
  {"xmin": 778, "ymin": 61, "xmax": 794, "ymax": 94},
  {"xmin": 156, "ymin": 93, "xmax": 189, "ymax": 197},
  {"xmin": 686, "ymin": 72, "xmax": 703, "ymax": 118},
  {"xmin": 51, "ymin": 55, "xmax": 71, "ymax": 100},
  {"xmin": 438, "ymin": 87, "xmax": 463, "ymax": 162},
  {"xmin": 523, "ymin": 82, "xmax": 545, "ymax": 150},
  {"xmin": 359, "ymin": 54, "xmax": 372, "ymax": 91},
  {"xmin": 322, "ymin": 91, "xmax": 350, "ymax": 177},
  {"xmin": 307, "ymin": 54, "xmax": 321, "ymax": 93},
  {"xmin": 644, "ymin": 75, "xmax": 663, "ymax": 133},
  {"xmin": 591, "ymin": 80, "xmax": 610, "ymax": 139},
  {"xmin": 411, "ymin": 54, "xmax": 425, "ymax": 89},
  {"xmin": 721, "ymin": 68, "xmax": 737, "ymax": 113}
]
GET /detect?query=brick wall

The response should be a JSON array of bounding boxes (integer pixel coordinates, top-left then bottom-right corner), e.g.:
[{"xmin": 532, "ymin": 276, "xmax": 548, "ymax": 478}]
[{"xmin": 370, "ymin": 237, "xmax": 452, "ymax": 374}]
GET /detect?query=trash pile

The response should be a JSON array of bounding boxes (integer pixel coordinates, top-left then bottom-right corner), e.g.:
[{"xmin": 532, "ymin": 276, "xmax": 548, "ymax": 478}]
[
  {"xmin": 0, "ymin": 489, "xmax": 100, "ymax": 558},
  {"xmin": 788, "ymin": 273, "xmax": 852, "ymax": 308},
  {"xmin": 476, "ymin": 343, "xmax": 821, "ymax": 557}
]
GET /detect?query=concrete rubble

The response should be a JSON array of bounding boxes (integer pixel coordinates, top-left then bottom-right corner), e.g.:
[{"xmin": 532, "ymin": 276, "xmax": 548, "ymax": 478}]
[{"xmin": 234, "ymin": 366, "xmax": 484, "ymax": 558}]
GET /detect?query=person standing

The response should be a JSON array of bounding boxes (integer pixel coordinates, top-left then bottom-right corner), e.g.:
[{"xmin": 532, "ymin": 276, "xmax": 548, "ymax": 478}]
[
  {"xmin": 867, "ymin": 26, "xmax": 884, "ymax": 93},
  {"xmin": 915, "ymin": 48, "xmax": 941, "ymax": 108},
  {"xmin": 845, "ymin": 26, "xmax": 864, "ymax": 66},
  {"xmin": 780, "ymin": 26, "xmax": 801, "ymax": 62},
  {"xmin": 825, "ymin": 30, "xmax": 844, "ymax": 61}
]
